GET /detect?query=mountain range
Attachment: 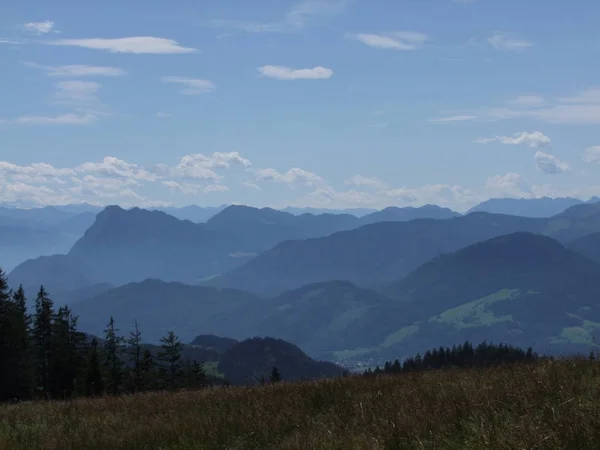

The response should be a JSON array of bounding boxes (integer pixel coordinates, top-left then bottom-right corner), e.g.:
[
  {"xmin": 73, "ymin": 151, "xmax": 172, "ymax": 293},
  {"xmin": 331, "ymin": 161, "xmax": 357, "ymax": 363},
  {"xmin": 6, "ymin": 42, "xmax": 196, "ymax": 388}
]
[{"xmin": 7, "ymin": 203, "xmax": 459, "ymax": 295}]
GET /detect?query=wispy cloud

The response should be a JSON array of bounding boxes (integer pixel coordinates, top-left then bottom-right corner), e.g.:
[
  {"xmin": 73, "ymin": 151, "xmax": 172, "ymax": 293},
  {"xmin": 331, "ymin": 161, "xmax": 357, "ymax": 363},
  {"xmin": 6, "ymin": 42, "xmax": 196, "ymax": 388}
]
[
  {"xmin": 488, "ymin": 33, "xmax": 533, "ymax": 51},
  {"xmin": 535, "ymin": 151, "xmax": 570, "ymax": 174},
  {"xmin": 431, "ymin": 87, "xmax": 600, "ymax": 125},
  {"xmin": 345, "ymin": 175, "xmax": 386, "ymax": 189},
  {"xmin": 257, "ymin": 65, "xmax": 333, "ymax": 80},
  {"xmin": 210, "ymin": 0, "xmax": 347, "ymax": 33},
  {"xmin": 161, "ymin": 76, "xmax": 215, "ymax": 95},
  {"xmin": 475, "ymin": 131, "xmax": 551, "ymax": 148},
  {"xmin": 353, "ymin": 31, "xmax": 427, "ymax": 50},
  {"xmin": 24, "ymin": 61, "xmax": 126, "ymax": 77},
  {"xmin": 14, "ymin": 113, "xmax": 98, "ymax": 125},
  {"xmin": 23, "ymin": 20, "xmax": 57, "ymax": 35},
  {"xmin": 584, "ymin": 146, "xmax": 600, "ymax": 164},
  {"xmin": 47, "ymin": 37, "xmax": 197, "ymax": 54},
  {"xmin": 429, "ymin": 114, "xmax": 477, "ymax": 123}
]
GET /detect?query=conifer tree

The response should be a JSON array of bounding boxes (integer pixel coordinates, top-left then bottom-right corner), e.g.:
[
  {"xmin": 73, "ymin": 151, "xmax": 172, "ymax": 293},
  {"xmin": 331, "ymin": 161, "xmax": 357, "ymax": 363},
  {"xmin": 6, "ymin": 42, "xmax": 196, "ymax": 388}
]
[
  {"xmin": 126, "ymin": 320, "xmax": 143, "ymax": 392},
  {"xmin": 11, "ymin": 286, "xmax": 34, "ymax": 400},
  {"xmin": 0, "ymin": 269, "xmax": 16, "ymax": 401},
  {"xmin": 269, "ymin": 365, "xmax": 282, "ymax": 383},
  {"xmin": 83, "ymin": 338, "xmax": 104, "ymax": 397},
  {"xmin": 140, "ymin": 349, "xmax": 158, "ymax": 391},
  {"xmin": 33, "ymin": 286, "xmax": 54, "ymax": 396},
  {"xmin": 158, "ymin": 331, "xmax": 183, "ymax": 391},
  {"xmin": 103, "ymin": 316, "xmax": 125, "ymax": 395}
]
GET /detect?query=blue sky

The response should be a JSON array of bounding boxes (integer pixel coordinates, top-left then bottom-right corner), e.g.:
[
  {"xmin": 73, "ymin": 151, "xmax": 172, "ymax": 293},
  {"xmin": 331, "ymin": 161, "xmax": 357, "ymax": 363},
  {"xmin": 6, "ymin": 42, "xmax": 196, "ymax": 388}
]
[{"xmin": 1, "ymin": 0, "xmax": 599, "ymax": 212}]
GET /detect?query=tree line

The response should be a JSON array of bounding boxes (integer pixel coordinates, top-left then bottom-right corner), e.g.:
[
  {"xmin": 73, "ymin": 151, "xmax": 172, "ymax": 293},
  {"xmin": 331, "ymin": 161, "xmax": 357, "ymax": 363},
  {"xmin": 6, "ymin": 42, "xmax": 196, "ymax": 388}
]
[
  {"xmin": 364, "ymin": 341, "xmax": 539, "ymax": 376},
  {"xmin": 0, "ymin": 269, "xmax": 209, "ymax": 403}
]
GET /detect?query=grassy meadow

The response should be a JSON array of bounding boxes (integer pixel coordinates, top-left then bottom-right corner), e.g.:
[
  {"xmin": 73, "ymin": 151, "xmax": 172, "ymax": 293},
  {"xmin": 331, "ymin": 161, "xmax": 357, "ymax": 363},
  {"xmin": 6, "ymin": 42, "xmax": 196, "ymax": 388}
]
[{"xmin": 1, "ymin": 359, "xmax": 600, "ymax": 449}]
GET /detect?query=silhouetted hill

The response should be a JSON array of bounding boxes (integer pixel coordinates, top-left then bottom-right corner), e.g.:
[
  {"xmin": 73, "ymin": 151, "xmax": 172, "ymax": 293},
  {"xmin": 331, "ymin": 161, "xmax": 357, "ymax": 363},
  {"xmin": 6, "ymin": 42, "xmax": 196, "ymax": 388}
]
[
  {"xmin": 69, "ymin": 279, "xmax": 264, "ymax": 343},
  {"xmin": 569, "ymin": 232, "xmax": 600, "ymax": 265},
  {"xmin": 218, "ymin": 337, "xmax": 346, "ymax": 385},
  {"xmin": 468, "ymin": 197, "xmax": 583, "ymax": 218},
  {"xmin": 361, "ymin": 205, "xmax": 459, "ymax": 224},
  {"xmin": 189, "ymin": 335, "xmax": 239, "ymax": 353}
]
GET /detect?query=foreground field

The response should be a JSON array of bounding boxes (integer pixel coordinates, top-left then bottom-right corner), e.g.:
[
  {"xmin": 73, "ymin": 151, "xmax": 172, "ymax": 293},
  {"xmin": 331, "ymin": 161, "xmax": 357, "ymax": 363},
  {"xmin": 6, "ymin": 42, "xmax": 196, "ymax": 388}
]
[{"xmin": 1, "ymin": 360, "xmax": 600, "ymax": 449}]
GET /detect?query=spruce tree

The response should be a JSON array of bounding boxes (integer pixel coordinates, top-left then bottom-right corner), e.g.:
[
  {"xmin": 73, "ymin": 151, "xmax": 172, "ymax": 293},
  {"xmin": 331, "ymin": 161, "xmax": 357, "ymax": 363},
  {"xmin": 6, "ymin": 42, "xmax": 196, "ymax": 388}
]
[
  {"xmin": 103, "ymin": 317, "xmax": 125, "ymax": 395},
  {"xmin": 126, "ymin": 320, "xmax": 143, "ymax": 393},
  {"xmin": 83, "ymin": 338, "xmax": 104, "ymax": 397},
  {"xmin": 0, "ymin": 268, "xmax": 15, "ymax": 401},
  {"xmin": 33, "ymin": 286, "xmax": 54, "ymax": 396},
  {"xmin": 269, "ymin": 366, "xmax": 282, "ymax": 383},
  {"xmin": 11, "ymin": 286, "xmax": 34, "ymax": 400},
  {"xmin": 140, "ymin": 349, "xmax": 157, "ymax": 391},
  {"xmin": 158, "ymin": 331, "xmax": 183, "ymax": 391}
]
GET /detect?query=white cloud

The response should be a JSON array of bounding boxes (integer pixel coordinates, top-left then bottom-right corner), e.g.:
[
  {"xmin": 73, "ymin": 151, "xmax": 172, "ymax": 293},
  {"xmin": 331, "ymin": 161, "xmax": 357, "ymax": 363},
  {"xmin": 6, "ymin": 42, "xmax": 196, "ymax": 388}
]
[
  {"xmin": 155, "ymin": 112, "xmax": 173, "ymax": 118},
  {"xmin": 162, "ymin": 180, "xmax": 201, "ymax": 195},
  {"xmin": 161, "ymin": 76, "xmax": 215, "ymax": 94},
  {"xmin": 354, "ymin": 31, "xmax": 427, "ymax": 50},
  {"xmin": 204, "ymin": 184, "xmax": 229, "ymax": 193},
  {"xmin": 583, "ymin": 146, "xmax": 600, "ymax": 164},
  {"xmin": 488, "ymin": 33, "xmax": 533, "ymax": 51},
  {"xmin": 510, "ymin": 95, "xmax": 546, "ymax": 107},
  {"xmin": 257, "ymin": 65, "xmax": 333, "ymax": 80},
  {"xmin": 48, "ymin": 37, "xmax": 197, "ymax": 54},
  {"xmin": 77, "ymin": 157, "xmax": 157, "ymax": 182},
  {"xmin": 534, "ymin": 151, "xmax": 570, "ymax": 174},
  {"xmin": 24, "ymin": 20, "xmax": 56, "ymax": 34},
  {"xmin": 429, "ymin": 114, "xmax": 477, "ymax": 123},
  {"xmin": 210, "ymin": 0, "xmax": 346, "ymax": 33},
  {"xmin": 55, "ymin": 80, "xmax": 101, "ymax": 104},
  {"xmin": 485, "ymin": 173, "xmax": 532, "ymax": 198},
  {"xmin": 255, "ymin": 167, "xmax": 323, "ymax": 185},
  {"xmin": 431, "ymin": 87, "xmax": 600, "ymax": 125},
  {"xmin": 24, "ymin": 62, "xmax": 126, "ymax": 77},
  {"xmin": 14, "ymin": 113, "xmax": 98, "ymax": 125},
  {"xmin": 475, "ymin": 131, "xmax": 551, "ymax": 148},
  {"xmin": 164, "ymin": 152, "xmax": 251, "ymax": 181},
  {"xmin": 345, "ymin": 175, "xmax": 386, "ymax": 189}
]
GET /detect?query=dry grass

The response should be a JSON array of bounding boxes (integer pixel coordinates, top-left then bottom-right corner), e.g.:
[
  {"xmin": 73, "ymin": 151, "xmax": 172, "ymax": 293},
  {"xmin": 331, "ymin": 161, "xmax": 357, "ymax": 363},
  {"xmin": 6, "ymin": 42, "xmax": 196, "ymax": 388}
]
[{"xmin": 1, "ymin": 360, "xmax": 600, "ymax": 449}]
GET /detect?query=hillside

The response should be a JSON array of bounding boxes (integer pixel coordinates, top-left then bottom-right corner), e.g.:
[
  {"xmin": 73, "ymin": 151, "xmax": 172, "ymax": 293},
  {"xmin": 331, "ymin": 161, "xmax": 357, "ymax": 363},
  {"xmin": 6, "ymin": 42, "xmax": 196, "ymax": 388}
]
[
  {"xmin": 569, "ymin": 232, "xmax": 600, "ymax": 264},
  {"xmin": 209, "ymin": 213, "xmax": 543, "ymax": 295},
  {"xmin": 256, "ymin": 281, "xmax": 391, "ymax": 355},
  {"xmin": 370, "ymin": 232, "xmax": 600, "ymax": 360},
  {"xmin": 361, "ymin": 204, "xmax": 460, "ymax": 224},
  {"xmin": 69, "ymin": 279, "xmax": 265, "ymax": 343},
  {"xmin": 468, "ymin": 197, "xmax": 583, "ymax": 217},
  {"xmin": 1, "ymin": 360, "xmax": 599, "ymax": 449},
  {"xmin": 218, "ymin": 337, "xmax": 346, "ymax": 385}
]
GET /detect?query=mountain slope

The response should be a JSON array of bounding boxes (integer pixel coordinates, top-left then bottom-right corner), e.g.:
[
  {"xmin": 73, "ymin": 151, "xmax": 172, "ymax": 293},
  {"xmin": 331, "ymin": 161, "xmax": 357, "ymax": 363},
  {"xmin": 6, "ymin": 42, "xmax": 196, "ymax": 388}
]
[
  {"xmin": 256, "ymin": 281, "xmax": 390, "ymax": 355},
  {"xmin": 367, "ymin": 232, "xmax": 600, "ymax": 361},
  {"xmin": 468, "ymin": 197, "xmax": 583, "ymax": 218},
  {"xmin": 210, "ymin": 213, "xmax": 544, "ymax": 295},
  {"xmin": 218, "ymin": 337, "xmax": 346, "ymax": 385},
  {"xmin": 69, "ymin": 279, "xmax": 265, "ymax": 343},
  {"xmin": 361, "ymin": 205, "xmax": 460, "ymax": 224},
  {"xmin": 569, "ymin": 232, "xmax": 600, "ymax": 264}
]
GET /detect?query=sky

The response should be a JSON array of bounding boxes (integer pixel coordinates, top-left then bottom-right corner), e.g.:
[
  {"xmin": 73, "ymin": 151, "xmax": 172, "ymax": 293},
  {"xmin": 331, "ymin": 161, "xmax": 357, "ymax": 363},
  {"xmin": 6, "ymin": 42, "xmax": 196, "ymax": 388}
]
[{"xmin": 1, "ymin": 0, "xmax": 600, "ymax": 212}]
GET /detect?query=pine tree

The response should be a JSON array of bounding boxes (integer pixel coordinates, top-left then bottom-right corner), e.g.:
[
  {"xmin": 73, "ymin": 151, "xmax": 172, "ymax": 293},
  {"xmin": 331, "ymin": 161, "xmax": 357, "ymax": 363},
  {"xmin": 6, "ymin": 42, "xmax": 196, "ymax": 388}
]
[
  {"xmin": 158, "ymin": 331, "xmax": 183, "ymax": 391},
  {"xmin": 0, "ymin": 268, "xmax": 15, "ymax": 401},
  {"xmin": 103, "ymin": 317, "xmax": 125, "ymax": 395},
  {"xmin": 33, "ymin": 286, "xmax": 54, "ymax": 397},
  {"xmin": 83, "ymin": 338, "xmax": 104, "ymax": 397},
  {"xmin": 126, "ymin": 320, "xmax": 143, "ymax": 393},
  {"xmin": 11, "ymin": 286, "xmax": 34, "ymax": 400},
  {"xmin": 140, "ymin": 349, "xmax": 158, "ymax": 391},
  {"xmin": 269, "ymin": 365, "xmax": 281, "ymax": 383},
  {"xmin": 183, "ymin": 358, "xmax": 206, "ymax": 389}
]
